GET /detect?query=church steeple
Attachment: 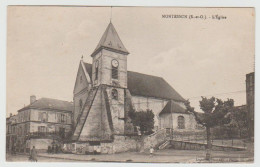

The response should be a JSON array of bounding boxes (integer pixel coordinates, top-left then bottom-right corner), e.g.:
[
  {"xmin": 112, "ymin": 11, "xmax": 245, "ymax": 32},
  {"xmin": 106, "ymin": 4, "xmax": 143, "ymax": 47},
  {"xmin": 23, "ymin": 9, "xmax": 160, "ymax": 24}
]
[{"xmin": 91, "ymin": 22, "xmax": 129, "ymax": 57}]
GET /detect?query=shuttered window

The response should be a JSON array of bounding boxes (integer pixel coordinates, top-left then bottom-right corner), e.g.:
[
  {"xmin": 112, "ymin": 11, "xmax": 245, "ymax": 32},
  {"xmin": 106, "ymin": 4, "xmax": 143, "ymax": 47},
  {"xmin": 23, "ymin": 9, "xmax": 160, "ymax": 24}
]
[
  {"xmin": 38, "ymin": 112, "xmax": 48, "ymax": 122},
  {"xmin": 38, "ymin": 126, "xmax": 46, "ymax": 132},
  {"xmin": 112, "ymin": 66, "xmax": 118, "ymax": 79},
  {"xmin": 57, "ymin": 113, "xmax": 66, "ymax": 123}
]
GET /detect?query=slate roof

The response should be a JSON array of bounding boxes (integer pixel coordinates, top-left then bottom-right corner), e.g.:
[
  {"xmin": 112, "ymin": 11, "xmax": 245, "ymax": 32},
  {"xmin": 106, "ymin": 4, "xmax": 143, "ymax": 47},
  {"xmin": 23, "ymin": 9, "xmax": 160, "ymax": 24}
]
[
  {"xmin": 159, "ymin": 100, "xmax": 189, "ymax": 116},
  {"xmin": 91, "ymin": 22, "xmax": 129, "ymax": 57},
  {"xmin": 84, "ymin": 62, "xmax": 185, "ymax": 102},
  {"xmin": 18, "ymin": 98, "xmax": 73, "ymax": 112}
]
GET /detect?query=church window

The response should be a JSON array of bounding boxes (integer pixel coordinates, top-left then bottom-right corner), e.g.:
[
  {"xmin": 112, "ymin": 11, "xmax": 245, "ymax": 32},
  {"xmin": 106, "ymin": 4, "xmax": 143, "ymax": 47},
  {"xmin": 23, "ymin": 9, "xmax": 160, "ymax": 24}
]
[
  {"xmin": 95, "ymin": 60, "xmax": 99, "ymax": 81},
  {"xmin": 111, "ymin": 89, "xmax": 118, "ymax": 100},
  {"xmin": 111, "ymin": 59, "xmax": 119, "ymax": 79},
  {"xmin": 178, "ymin": 116, "xmax": 185, "ymax": 129}
]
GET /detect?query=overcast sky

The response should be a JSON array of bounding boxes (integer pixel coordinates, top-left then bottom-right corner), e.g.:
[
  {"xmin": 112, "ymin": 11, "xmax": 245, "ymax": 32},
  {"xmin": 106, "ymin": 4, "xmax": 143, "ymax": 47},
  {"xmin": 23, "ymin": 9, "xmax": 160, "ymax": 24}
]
[{"xmin": 7, "ymin": 6, "xmax": 255, "ymax": 116}]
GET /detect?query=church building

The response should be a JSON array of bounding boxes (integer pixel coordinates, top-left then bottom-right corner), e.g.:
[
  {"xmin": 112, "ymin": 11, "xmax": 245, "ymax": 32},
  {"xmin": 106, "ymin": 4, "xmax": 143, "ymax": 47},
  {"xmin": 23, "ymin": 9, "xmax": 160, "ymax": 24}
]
[{"xmin": 69, "ymin": 22, "xmax": 198, "ymax": 154}]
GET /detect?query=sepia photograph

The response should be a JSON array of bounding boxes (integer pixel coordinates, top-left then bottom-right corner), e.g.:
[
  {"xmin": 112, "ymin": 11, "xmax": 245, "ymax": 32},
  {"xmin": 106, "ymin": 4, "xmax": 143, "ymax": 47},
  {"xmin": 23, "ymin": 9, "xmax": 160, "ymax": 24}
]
[{"xmin": 5, "ymin": 6, "xmax": 255, "ymax": 163}]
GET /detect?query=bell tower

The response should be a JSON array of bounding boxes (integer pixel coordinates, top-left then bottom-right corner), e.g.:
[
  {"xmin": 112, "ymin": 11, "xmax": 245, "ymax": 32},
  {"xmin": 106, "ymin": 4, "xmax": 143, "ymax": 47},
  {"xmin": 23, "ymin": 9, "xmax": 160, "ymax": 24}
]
[
  {"xmin": 90, "ymin": 22, "xmax": 129, "ymax": 88},
  {"xmin": 90, "ymin": 22, "xmax": 130, "ymax": 135}
]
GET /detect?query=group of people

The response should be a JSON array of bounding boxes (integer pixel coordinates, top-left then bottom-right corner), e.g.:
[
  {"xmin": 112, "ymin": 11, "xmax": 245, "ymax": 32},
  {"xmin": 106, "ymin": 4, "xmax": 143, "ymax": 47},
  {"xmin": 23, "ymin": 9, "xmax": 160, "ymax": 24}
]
[
  {"xmin": 28, "ymin": 144, "xmax": 60, "ymax": 162},
  {"xmin": 47, "ymin": 144, "xmax": 60, "ymax": 154},
  {"xmin": 10, "ymin": 143, "xmax": 37, "ymax": 162}
]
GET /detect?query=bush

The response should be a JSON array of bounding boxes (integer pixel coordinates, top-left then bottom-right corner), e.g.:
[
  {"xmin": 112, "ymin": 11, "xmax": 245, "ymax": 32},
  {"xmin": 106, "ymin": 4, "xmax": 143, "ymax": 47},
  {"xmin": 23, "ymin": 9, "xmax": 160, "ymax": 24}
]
[{"xmin": 129, "ymin": 109, "xmax": 154, "ymax": 135}]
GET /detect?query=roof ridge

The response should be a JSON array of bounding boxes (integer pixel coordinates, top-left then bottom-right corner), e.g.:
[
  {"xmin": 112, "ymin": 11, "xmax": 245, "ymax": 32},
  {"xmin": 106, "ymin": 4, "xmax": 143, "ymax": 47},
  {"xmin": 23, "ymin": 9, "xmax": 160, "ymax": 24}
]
[
  {"xmin": 83, "ymin": 62, "xmax": 163, "ymax": 79},
  {"xmin": 40, "ymin": 97, "xmax": 72, "ymax": 103},
  {"xmin": 83, "ymin": 62, "xmax": 91, "ymax": 65},
  {"xmin": 128, "ymin": 70, "xmax": 163, "ymax": 79},
  {"xmin": 96, "ymin": 22, "xmax": 110, "ymax": 50},
  {"xmin": 83, "ymin": 62, "xmax": 185, "ymax": 101},
  {"xmin": 102, "ymin": 22, "xmax": 111, "ymax": 47}
]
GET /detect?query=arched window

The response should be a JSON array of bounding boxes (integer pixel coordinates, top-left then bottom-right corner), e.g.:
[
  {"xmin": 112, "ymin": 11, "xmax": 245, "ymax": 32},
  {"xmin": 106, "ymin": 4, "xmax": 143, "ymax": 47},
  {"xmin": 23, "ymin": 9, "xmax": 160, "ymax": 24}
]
[
  {"xmin": 111, "ymin": 59, "xmax": 119, "ymax": 79},
  {"xmin": 111, "ymin": 89, "xmax": 118, "ymax": 100},
  {"xmin": 178, "ymin": 116, "xmax": 185, "ymax": 129},
  {"xmin": 95, "ymin": 60, "xmax": 99, "ymax": 81}
]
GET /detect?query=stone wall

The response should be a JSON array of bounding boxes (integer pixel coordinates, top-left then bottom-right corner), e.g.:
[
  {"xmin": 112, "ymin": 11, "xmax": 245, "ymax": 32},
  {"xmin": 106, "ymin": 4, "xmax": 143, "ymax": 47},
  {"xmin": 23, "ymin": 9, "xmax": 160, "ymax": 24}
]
[
  {"xmin": 131, "ymin": 96, "xmax": 168, "ymax": 130},
  {"xmin": 112, "ymin": 136, "xmax": 139, "ymax": 153},
  {"xmin": 29, "ymin": 138, "xmax": 53, "ymax": 152},
  {"xmin": 160, "ymin": 112, "xmax": 197, "ymax": 130},
  {"xmin": 124, "ymin": 89, "xmax": 135, "ymax": 135},
  {"xmin": 79, "ymin": 86, "xmax": 104, "ymax": 141},
  {"xmin": 106, "ymin": 86, "xmax": 125, "ymax": 135},
  {"xmin": 68, "ymin": 135, "xmax": 140, "ymax": 154},
  {"xmin": 169, "ymin": 140, "xmax": 245, "ymax": 151},
  {"xmin": 73, "ymin": 88, "xmax": 89, "ymax": 126}
]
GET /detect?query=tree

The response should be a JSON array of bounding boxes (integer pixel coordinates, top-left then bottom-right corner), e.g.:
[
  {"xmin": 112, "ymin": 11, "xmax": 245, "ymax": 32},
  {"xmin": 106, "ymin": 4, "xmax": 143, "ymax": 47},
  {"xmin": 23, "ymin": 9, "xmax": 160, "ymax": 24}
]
[
  {"xmin": 185, "ymin": 97, "xmax": 234, "ymax": 160},
  {"xmin": 230, "ymin": 106, "xmax": 248, "ymax": 138},
  {"xmin": 129, "ymin": 109, "xmax": 154, "ymax": 135}
]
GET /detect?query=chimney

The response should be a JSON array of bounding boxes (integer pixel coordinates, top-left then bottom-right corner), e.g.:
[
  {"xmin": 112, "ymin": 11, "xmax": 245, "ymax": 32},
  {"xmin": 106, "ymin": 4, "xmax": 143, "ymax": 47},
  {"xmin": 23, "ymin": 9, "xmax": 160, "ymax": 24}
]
[
  {"xmin": 10, "ymin": 113, "xmax": 12, "ymax": 117},
  {"xmin": 30, "ymin": 95, "xmax": 36, "ymax": 104}
]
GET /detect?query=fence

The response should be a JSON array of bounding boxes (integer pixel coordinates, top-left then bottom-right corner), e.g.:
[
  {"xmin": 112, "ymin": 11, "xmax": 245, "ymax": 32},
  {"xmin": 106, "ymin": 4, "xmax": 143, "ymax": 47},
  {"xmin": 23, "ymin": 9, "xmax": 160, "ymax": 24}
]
[
  {"xmin": 27, "ymin": 131, "xmax": 66, "ymax": 140},
  {"xmin": 171, "ymin": 130, "xmax": 247, "ymax": 149}
]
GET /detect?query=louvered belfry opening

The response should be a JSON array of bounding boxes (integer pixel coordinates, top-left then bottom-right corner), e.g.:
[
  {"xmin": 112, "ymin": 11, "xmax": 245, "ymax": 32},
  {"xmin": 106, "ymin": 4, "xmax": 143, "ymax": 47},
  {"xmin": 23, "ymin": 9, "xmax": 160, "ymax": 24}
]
[{"xmin": 112, "ymin": 66, "xmax": 118, "ymax": 79}]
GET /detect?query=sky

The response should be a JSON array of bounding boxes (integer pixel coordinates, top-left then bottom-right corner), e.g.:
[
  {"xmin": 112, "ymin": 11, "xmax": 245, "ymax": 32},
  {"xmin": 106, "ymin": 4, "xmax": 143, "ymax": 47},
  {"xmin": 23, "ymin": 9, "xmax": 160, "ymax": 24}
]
[{"xmin": 6, "ymin": 6, "xmax": 255, "ymax": 116}]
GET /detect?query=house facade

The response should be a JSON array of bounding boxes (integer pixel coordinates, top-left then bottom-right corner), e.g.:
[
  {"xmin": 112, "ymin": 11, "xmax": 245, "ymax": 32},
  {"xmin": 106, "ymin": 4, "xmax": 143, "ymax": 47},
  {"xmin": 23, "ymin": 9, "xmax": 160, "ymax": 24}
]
[
  {"xmin": 7, "ymin": 96, "xmax": 73, "ymax": 152},
  {"xmin": 6, "ymin": 114, "xmax": 18, "ymax": 153}
]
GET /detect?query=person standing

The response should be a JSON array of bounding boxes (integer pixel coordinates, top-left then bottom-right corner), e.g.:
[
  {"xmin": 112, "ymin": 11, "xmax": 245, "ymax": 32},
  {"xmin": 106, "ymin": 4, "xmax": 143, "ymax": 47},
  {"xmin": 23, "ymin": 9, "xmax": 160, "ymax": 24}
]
[
  {"xmin": 30, "ymin": 146, "xmax": 38, "ymax": 162},
  {"xmin": 51, "ymin": 144, "xmax": 55, "ymax": 154},
  {"xmin": 12, "ymin": 142, "xmax": 16, "ymax": 155},
  {"xmin": 149, "ymin": 146, "xmax": 154, "ymax": 157}
]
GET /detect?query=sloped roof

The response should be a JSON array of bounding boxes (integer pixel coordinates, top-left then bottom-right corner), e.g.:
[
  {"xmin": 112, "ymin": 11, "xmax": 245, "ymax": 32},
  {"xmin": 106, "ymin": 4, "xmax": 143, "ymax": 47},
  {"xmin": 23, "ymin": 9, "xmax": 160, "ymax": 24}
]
[
  {"xmin": 84, "ymin": 62, "xmax": 185, "ymax": 102},
  {"xmin": 18, "ymin": 98, "xmax": 73, "ymax": 112},
  {"xmin": 159, "ymin": 100, "xmax": 189, "ymax": 116},
  {"xmin": 84, "ymin": 61, "xmax": 92, "ymax": 82},
  {"xmin": 91, "ymin": 22, "xmax": 129, "ymax": 57}
]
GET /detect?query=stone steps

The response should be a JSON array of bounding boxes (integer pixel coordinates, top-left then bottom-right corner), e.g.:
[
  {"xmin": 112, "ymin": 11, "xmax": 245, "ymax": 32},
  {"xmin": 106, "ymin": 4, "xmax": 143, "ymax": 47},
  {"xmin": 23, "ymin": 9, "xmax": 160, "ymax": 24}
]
[{"xmin": 158, "ymin": 140, "xmax": 170, "ymax": 150}]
